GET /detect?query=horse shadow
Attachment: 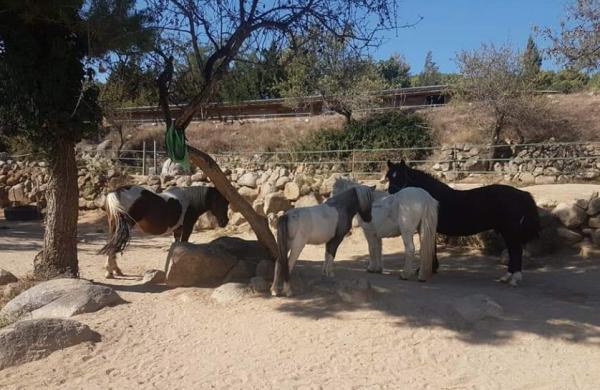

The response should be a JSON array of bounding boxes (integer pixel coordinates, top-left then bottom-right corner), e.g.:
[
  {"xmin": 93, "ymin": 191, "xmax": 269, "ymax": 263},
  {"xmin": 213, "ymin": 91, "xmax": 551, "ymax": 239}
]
[{"xmin": 271, "ymin": 248, "xmax": 600, "ymax": 346}]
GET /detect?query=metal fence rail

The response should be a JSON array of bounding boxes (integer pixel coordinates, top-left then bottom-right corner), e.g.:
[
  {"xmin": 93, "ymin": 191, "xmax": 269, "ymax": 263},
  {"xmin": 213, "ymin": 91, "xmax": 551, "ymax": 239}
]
[{"xmin": 84, "ymin": 141, "xmax": 600, "ymax": 181}]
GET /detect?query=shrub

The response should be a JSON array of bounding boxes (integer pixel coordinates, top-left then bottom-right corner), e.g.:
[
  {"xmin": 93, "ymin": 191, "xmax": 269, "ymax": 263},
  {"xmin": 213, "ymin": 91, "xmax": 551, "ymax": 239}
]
[{"xmin": 296, "ymin": 111, "xmax": 433, "ymax": 158}]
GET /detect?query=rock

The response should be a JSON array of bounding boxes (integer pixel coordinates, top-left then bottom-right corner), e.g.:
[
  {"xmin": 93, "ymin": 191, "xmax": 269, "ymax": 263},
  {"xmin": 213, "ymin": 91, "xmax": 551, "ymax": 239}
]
[
  {"xmin": 534, "ymin": 175, "xmax": 556, "ymax": 185},
  {"xmin": 275, "ymin": 176, "xmax": 290, "ymax": 190},
  {"xmin": 165, "ymin": 237, "xmax": 269, "ymax": 287},
  {"xmin": 578, "ymin": 239, "xmax": 600, "ymax": 258},
  {"xmin": 592, "ymin": 230, "xmax": 600, "ymax": 248},
  {"xmin": 140, "ymin": 269, "xmax": 166, "ymax": 285},
  {"xmin": 8, "ymin": 184, "xmax": 27, "ymax": 204},
  {"xmin": 552, "ymin": 202, "xmax": 588, "ymax": 228},
  {"xmin": 537, "ymin": 198, "xmax": 558, "ymax": 209},
  {"xmin": 252, "ymin": 198, "xmax": 266, "ymax": 216},
  {"xmin": 319, "ymin": 174, "xmax": 342, "ymax": 196},
  {"xmin": 518, "ymin": 172, "xmax": 535, "ymax": 184},
  {"xmin": 161, "ymin": 158, "xmax": 189, "ymax": 177},
  {"xmin": 0, "ymin": 318, "xmax": 100, "ymax": 370},
  {"xmin": 335, "ymin": 279, "xmax": 373, "ymax": 304},
  {"xmin": 211, "ymin": 283, "xmax": 251, "ymax": 304},
  {"xmin": 576, "ymin": 199, "xmax": 589, "ymax": 210},
  {"xmin": 237, "ymin": 172, "xmax": 258, "ymax": 188},
  {"xmin": 255, "ymin": 260, "xmax": 275, "ymax": 281},
  {"xmin": 195, "ymin": 212, "xmax": 219, "ymax": 231},
  {"xmin": 191, "ymin": 172, "xmax": 207, "ymax": 182},
  {"xmin": 0, "ymin": 269, "xmax": 18, "ymax": 286},
  {"xmin": 283, "ymin": 182, "xmax": 300, "ymax": 201},
  {"xmin": 250, "ymin": 276, "xmax": 269, "ymax": 293},
  {"xmin": 238, "ymin": 186, "xmax": 259, "ymax": 203},
  {"xmin": 263, "ymin": 192, "xmax": 292, "ymax": 214},
  {"xmin": 453, "ymin": 294, "xmax": 503, "ymax": 323},
  {"xmin": 589, "ymin": 216, "xmax": 600, "ymax": 229},
  {"xmin": 556, "ymin": 227, "xmax": 583, "ymax": 246},
  {"xmin": 294, "ymin": 193, "xmax": 320, "ymax": 208},
  {"xmin": 259, "ymin": 182, "xmax": 277, "ymax": 197},
  {"xmin": 175, "ymin": 176, "xmax": 191, "ymax": 187},
  {"xmin": 1, "ymin": 279, "xmax": 122, "ymax": 320},
  {"xmin": 588, "ymin": 197, "xmax": 600, "ymax": 216}
]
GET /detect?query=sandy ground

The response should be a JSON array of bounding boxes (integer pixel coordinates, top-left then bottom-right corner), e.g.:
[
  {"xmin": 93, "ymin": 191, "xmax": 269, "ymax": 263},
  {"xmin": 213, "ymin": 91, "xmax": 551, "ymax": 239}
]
[{"xmin": 1, "ymin": 184, "xmax": 600, "ymax": 390}]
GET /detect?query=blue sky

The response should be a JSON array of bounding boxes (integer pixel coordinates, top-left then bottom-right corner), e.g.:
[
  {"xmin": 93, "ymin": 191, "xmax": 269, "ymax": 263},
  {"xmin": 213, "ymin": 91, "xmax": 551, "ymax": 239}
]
[{"xmin": 375, "ymin": 0, "xmax": 569, "ymax": 73}]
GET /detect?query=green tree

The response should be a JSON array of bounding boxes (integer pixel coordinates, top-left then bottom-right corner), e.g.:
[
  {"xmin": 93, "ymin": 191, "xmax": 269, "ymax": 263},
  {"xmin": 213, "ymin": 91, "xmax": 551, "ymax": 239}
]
[
  {"xmin": 416, "ymin": 51, "xmax": 441, "ymax": 86},
  {"xmin": 522, "ymin": 36, "xmax": 543, "ymax": 82},
  {"xmin": 278, "ymin": 33, "xmax": 387, "ymax": 123},
  {"xmin": 0, "ymin": 0, "xmax": 150, "ymax": 278},
  {"xmin": 377, "ymin": 54, "xmax": 411, "ymax": 88}
]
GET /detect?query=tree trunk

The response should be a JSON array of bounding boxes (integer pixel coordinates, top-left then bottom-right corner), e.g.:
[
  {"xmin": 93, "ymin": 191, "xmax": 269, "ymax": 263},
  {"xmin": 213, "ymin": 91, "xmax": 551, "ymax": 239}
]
[
  {"xmin": 34, "ymin": 139, "xmax": 79, "ymax": 278},
  {"xmin": 187, "ymin": 146, "xmax": 278, "ymax": 260},
  {"xmin": 486, "ymin": 122, "xmax": 503, "ymax": 171}
]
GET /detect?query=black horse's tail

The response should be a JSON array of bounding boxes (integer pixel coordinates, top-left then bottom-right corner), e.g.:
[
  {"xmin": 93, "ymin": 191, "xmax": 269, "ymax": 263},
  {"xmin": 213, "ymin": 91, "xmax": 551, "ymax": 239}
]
[
  {"xmin": 98, "ymin": 192, "xmax": 133, "ymax": 256},
  {"xmin": 277, "ymin": 214, "xmax": 289, "ymax": 282},
  {"xmin": 520, "ymin": 192, "xmax": 541, "ymax": 244}
]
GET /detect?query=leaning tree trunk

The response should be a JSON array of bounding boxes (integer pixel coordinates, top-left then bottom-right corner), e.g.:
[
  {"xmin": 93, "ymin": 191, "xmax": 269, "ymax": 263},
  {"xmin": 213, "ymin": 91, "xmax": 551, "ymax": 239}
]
[
  {"xmin": 188, "ymin": 146, "xmax": 278, "ymax": 260},
  {"xmin": 34, "ymin": 139, "xmax": 79, "ymax": 278}
]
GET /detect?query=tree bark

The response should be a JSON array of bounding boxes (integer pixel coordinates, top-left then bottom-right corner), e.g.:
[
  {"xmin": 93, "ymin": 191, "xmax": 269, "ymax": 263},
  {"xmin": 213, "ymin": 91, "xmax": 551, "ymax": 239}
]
[
  {"xmin": 187, "ymin": 146, "xmax": 278, "ymax": 260},
  {"xmin": 34, "ymin": 139, "xmax": 79, "ymax": 278}
]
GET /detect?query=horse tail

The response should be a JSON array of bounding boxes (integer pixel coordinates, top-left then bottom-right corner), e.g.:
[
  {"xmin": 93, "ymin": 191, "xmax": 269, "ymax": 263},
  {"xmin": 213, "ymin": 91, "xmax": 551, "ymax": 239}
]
[
  {"xmin": 98, "ymin": 191, "xmax": 133, "ymax": 256},
  {"xmin": 277, "ymin": 214, "xmax": 290, "ymax": 282},
  {"xmin": 520, "ymin": 192, "xmax": 541, "ymax": 244},
  {"xmin": 419, "ymin": 196, "xmax": 439, "ymax": 279}
]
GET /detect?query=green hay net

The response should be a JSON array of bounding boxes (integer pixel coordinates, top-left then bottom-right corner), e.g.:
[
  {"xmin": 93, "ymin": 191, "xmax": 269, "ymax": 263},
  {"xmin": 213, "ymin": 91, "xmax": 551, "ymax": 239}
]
[{"xmin": 165, "ymin": 125, "xmax": 190, "ymax": 170}]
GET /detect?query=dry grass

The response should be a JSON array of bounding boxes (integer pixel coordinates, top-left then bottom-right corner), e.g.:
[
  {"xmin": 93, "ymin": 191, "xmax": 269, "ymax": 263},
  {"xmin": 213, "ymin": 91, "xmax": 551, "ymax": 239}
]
[
  {"xmin": 424, "ymin": 93, "xmax": 600, "ymax": 145},
  {"xmin": 124, "ymin": 115, "xmax": 345, "ymax": 153},
  {"xmin": 108, "ymin": 93, "xmax": 600, "ymax": 153}
]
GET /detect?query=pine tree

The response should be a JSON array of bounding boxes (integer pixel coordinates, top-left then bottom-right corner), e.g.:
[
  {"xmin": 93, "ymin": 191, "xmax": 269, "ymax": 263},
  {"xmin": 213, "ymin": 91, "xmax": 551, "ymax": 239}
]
[
  {"xmin": 523, "ymin": 36, "xmax": 542, "ymax": 81},
  {"xmin": 417, "ymin": 51, "xmax": 441, "ymax": 86}
]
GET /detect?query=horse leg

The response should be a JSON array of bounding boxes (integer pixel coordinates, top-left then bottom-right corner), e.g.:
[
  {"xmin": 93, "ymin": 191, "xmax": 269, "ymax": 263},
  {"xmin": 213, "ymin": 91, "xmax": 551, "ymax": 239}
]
[
  {"xmin": 323, "ymin": 235, "xmax": 344, "ymax": 278},
  {"xmin": 497, "ymin": 236, "xmax": 524, "ymax": 287},
  {"xmin": 282, "ymin": 242, "xmax": 304, "ymax": 297},
  {"xmin": 366, "ymin": 235, "xmax": 383, "ymax": 273},
  {"xmin": 173, "ymin": 227, "xmax": 182, "ymax": 242},
  {"xmin": 433, "ymin": 243, "xmax": 440, "ymax": 274},
  {"xmin": 399, "ymin": 231, "xmax": 417, "ymax": 280},
  {"xmin": 180, "ymin": 208, "xmax": 199, "ymax": 242}
]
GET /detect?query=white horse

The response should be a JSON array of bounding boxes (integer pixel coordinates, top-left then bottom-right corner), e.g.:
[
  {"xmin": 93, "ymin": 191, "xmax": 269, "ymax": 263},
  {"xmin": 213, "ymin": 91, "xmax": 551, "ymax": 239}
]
[
  {"xmin": 332, "ymin": 178, "xmax": 439, "ymax": 281},
  {"xmin": 271, "ymin": 186, "xmax": 375, "ymax": 297}
]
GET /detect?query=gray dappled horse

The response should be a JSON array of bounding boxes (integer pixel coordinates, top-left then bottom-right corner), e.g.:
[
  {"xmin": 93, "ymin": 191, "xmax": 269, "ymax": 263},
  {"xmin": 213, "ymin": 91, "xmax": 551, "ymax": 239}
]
[
  {"xmin": 98, "ymin": 185, "xmax": 229, "ymax": 278},
  {"xmin": 271, "ymin": 186, "xmax": 375, "ymax": 297},
  {"xmin": 332, "ymin": 178, "xmax": 438, "ymax": 281}
]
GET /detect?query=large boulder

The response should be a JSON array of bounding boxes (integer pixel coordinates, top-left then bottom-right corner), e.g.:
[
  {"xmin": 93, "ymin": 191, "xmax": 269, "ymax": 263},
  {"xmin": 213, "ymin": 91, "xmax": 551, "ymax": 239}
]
[
  {"xmin": 552, "ymin": 202, "xmax": 588, "ymax": 228},
  {"xmin": 0, "ymin": 318, "xmax": 100, "ymax": 370},
  {"xmin": 237, "ymin": 172, "xmax": 258, "ymax": 188},
  {"xmin": 8, "ymin": 184, "xmax": 27, "ymax": 204},
  {"xmin": 263, "ymin": 192, "xmax": 292, "ymax": 214},
  {"xmin": 165, "ymin": 237, "xmax": 272, "ymax": 287},
  {"xmin": 588, "ymin": 196, "xmax": 600, "ymax": 216},
  {"xmin": 1, "ymin": 279, "xmax": 122, "ymax": 320},
  {"xmin": 238, "ymin": 186, "xmax": 259, "ymax": 204},
  {"xmin": 0, "ymin": 269, "xmax": 18, "ymax": 286}
]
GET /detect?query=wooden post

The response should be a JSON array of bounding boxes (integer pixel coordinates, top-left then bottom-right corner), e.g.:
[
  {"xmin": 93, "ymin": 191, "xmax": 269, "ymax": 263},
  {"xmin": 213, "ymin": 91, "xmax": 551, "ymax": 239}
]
[
  {"xmin": 153, "ymin": 140, "xmax": 157, "ymax": 175},
  {"xmin": 142, "ymin": 141, "xmax": 146, "ymax": 175}
]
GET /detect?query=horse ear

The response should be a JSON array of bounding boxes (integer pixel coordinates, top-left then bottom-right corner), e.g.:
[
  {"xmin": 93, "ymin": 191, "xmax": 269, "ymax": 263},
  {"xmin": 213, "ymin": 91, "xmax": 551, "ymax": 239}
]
[
  {"xmin": 387, "ymin": 160, "xmax": 393, "ymax": 168},
  {"xmin": 400, "ymin": 159, "xmax": 406, "ymax": 166}
]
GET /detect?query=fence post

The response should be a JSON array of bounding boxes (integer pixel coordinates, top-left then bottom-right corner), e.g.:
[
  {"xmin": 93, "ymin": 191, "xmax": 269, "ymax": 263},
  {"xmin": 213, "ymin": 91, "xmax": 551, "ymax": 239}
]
[
  {"xmin": 153, "ymin": 140, "xmax": 157, "ymax": 175},
  {"xmin": 142, "ymin": 141, "xmax": 146, "ymax": 175},
  {"xmin": 351, "ymin": 150, "xmax": 355, "ymax": 174}
]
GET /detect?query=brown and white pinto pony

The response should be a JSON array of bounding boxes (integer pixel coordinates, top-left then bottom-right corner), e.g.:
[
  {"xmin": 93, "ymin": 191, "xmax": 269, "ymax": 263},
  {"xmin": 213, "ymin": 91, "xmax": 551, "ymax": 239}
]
[{"xmin": 98, "ymin": 184, "xmax": 229, "ymax": 278}]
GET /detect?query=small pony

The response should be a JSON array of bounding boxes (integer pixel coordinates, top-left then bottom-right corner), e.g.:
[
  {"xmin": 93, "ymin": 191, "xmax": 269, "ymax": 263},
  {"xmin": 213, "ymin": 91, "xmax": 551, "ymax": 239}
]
[
  {"xmin": 386, "ymin": 160, "xmax": 540, "ymax": 286},
  {"xmin": 271, "ymin": 185, "xmax": 375, "ymax": 297},
  {"xmin": 98, "ymin": 184, "xmax": 229, "ymax": 278},
  {"xmin": 332, "ymin": 178, "xmax": 438, "ymax": 281}
]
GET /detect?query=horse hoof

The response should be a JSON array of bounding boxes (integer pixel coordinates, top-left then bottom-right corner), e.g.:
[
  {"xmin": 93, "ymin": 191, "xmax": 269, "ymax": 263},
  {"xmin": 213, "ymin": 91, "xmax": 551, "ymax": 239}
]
[
  {"xmin": 270, "ymin": 289, "xmax": 279, "ymax": 297},
  {"xmin": 114, "ymin": 268, "xmax": 124, "ymax": 276},
  {"xmin": 367, "ymin": 268, "xmax": 382, "ymax": 274},
  {"xmin": 104, "ymin": 272, "xmax": 114, "ymax": 279},
  {"xmin": 418, "ymin": 279, "xmax": 427, "ymax": 283},
  {"xmin": 496, "ymin": 272, "xmax": 512, "ymax": 284}
]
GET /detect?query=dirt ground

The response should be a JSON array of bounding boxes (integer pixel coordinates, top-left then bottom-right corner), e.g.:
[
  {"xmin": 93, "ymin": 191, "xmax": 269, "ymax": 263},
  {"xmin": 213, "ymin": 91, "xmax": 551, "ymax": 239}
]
[{"xmin": 1, "ymin": 184, "xmax": 600, "ymax": 390}]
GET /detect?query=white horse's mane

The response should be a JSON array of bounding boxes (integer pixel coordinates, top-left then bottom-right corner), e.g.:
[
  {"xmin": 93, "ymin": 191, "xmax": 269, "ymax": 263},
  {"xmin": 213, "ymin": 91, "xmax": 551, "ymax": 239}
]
[
  {"xmin": 333, "ymin": 177, "xmax": 387, "ymax": 200},
  {"xmin": 179, "ymin": 185, "xmax": 212, "ymax": 209}
]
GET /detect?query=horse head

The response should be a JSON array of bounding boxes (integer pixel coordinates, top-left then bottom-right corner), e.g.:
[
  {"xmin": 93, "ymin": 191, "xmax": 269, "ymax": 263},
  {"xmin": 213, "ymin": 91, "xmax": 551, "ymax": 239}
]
[{"xmin": 386, "ymin": 160, "xmax": 409, "ymax": 194}]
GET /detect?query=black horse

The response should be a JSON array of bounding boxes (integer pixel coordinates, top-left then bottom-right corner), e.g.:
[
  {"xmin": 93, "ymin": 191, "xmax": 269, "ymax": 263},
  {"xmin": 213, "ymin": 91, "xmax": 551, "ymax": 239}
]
[{"xmin": 385, "ymin": 160, "xmax": 540, "ymax": 286}]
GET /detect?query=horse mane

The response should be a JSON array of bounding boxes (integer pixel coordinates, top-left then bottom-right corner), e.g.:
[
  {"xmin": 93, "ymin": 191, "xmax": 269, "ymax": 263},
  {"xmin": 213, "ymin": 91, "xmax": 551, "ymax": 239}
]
[
  {"xmin": 406, "ymin": 165, "xmax": 452, "ymax": 193},
  {"xmin": 353, "ymin": 185, "xmax": 375, "ymax": 214}
]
